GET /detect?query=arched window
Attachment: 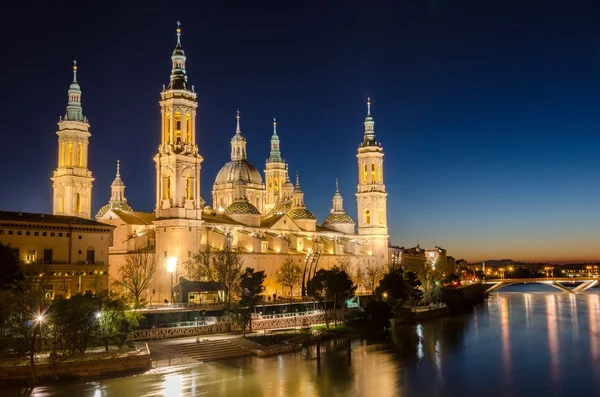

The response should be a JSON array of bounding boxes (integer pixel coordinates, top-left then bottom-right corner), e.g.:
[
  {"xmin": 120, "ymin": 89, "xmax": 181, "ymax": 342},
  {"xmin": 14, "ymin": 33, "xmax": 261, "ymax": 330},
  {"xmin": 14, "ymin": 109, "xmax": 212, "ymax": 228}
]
[
  {"xmin": 174, "ymin": 112, "xmax": 182, "ymax": 143},
  {"xmin": 59, "ymin": 143, "xmax": 65, "ymax": 167},
  {"xmin": 365, "ymin": 209, "xmax": 371, "ymax": 225},
  {"xmin": 363, "ymin": 164, "xmax": 367, "ymax": 183},
  {"xmin": 164, "ymin": 113, "xmax": 171, "ymax": 143},
  {"xmin": 371, "ymin": 164, "xmax": 376, "ymax": 182},
  {"xmin": 75, "ymin": 193, "xmax": 81, "ymax": 213},
  {"xmin": 378, "ymin": 164, "xmax": 382, "ymax": 182},
  {"xmin": 68, "ymin": 142, "xmax": 73, "ymax": 166},
  {"xmin": 186, "ymin": 114, "xmax": 192, "ymax": 142},
  {"xmin": 268, "ymin": 178, "xmax": 272, "ymax": 192},
  {"xmin": 77, "ymin": 143, "xmax": 83, "ymax": 167},
  {"xmin": 163, "ymin": 176, "xmax": 171, "ymax": 199},
  {"xmin": 274, "ymin": 177, "xmax": 279, "ymax": 192},
  {"xmin": 185, "ymin": 176, "xmax": 192, "ymax": 200}
]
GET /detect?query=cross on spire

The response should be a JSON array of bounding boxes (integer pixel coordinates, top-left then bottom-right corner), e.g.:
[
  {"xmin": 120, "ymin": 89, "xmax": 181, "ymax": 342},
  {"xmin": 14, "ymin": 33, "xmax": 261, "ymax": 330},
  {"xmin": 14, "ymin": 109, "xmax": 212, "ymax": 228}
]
[
  {"xmin": 116, "ymin": 159, "xmax": 120, "ymax": 177},
  {"xmin": 367, "ymin": 97, "xmax": 371, "ymax": 115}
]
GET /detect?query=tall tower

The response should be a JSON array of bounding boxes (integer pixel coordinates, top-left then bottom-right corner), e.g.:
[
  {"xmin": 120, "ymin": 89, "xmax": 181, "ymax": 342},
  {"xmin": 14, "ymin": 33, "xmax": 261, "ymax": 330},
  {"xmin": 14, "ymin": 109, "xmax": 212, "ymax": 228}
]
[
  {"xmin": 355, "ymin": 98, "xmax": 389, "ymax": 264},
  {"xmin": 51, "ymin": 61, "xmax": 94, "ymax": 218},
  {"xmin": 323, "ymin": 179, "xmax": 355, "ymax": 235},
  {"xmin": 153, "ymin": 22, "xmax": 204, "ymax": 303},
  {"xmin": 154, "ymin": 22, "xmax": 204, "ymax": 220},
  {"xmin": 264, "ymin": 118, "xmax": 288, "ymax": 212}
]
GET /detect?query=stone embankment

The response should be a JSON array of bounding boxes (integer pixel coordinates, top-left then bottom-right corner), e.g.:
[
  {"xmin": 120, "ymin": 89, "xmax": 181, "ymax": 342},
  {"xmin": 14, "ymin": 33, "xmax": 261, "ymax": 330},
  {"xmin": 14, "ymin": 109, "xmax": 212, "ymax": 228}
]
[{"xmin": 0, "ymin": 344, "xmax": 151, "ymax": 385}]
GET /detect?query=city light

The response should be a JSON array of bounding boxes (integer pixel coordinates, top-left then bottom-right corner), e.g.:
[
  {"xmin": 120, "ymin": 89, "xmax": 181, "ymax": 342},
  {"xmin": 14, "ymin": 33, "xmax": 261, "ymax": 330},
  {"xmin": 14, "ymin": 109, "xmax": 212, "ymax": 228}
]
[
  {"xmin": 167, "ymin": 257, "xmax": 177, "ymax": 273},
  {"xmin": 96, "ymin": 312, "xmax": 102, "ymax": 319}
]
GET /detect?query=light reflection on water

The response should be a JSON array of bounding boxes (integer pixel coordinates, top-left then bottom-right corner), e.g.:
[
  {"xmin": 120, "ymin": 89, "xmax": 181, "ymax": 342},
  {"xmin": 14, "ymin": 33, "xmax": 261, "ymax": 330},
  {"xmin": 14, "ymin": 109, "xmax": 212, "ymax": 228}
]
[{"xmin": 10, "ymin": 291, "xmax": 600, "ymax": 397}]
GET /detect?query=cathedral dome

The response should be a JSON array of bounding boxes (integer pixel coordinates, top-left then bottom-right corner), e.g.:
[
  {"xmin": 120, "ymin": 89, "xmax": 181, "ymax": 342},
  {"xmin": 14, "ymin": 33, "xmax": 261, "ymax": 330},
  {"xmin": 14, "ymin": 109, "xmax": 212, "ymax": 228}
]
[
  {"xmin": 225, "ymin": 200, "xmax": 260, "ymax": 215},
  {"xmin": 323, "ymin": 213, "xmax": 355, "ymax": 225},
  {"xmin": 287, "ymin": 208, "xmax": 316, "ymax": 220},
  {"xmin": 215, "ymin": 160, "xmax": 263, "ymax": 186}
]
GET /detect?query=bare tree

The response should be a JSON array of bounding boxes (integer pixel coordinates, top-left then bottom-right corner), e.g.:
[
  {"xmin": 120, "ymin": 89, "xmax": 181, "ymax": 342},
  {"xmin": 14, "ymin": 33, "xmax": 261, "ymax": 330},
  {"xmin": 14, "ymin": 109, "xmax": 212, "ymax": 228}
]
[
  {"xmin": 186, "ymin": 244, "xmax": 213, "ymax": 281},
  {"xmin": 118, "ymin": 249, "xmax": 157, "ymax": 308},
  {"xmin": 212, "ymin": 245, "xmax": 244, "ymax": 309},
  {"xmin": 364, "ymin": 264, "xmax": 385, "ymax": 295},
  {"xmin": 275, "ymin": 258, "xmax": 302, "ymax": 297}
]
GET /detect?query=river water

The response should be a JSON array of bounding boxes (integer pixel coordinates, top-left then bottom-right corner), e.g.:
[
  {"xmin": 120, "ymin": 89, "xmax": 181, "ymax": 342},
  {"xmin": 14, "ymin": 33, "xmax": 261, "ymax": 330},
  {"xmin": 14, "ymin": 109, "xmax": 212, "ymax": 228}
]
[{"xmin": 10, "ymin": 288, "xmax": 600, "ymax": 397}]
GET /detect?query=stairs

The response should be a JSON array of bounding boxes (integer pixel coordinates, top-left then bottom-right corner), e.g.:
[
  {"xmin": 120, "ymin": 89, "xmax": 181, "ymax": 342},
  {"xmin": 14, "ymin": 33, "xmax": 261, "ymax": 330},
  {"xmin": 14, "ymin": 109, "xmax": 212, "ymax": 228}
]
[{"xmin": 168, "ymin": 339, "xmax": 255, "ymax": 362}]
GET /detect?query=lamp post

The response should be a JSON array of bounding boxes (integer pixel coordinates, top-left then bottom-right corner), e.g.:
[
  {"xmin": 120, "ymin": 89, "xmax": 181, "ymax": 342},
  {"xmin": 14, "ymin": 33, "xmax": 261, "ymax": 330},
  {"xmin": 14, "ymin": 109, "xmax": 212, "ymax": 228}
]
[{"xmin": 167, "ymin": 257, "xmax": 177, "ymax": 304}]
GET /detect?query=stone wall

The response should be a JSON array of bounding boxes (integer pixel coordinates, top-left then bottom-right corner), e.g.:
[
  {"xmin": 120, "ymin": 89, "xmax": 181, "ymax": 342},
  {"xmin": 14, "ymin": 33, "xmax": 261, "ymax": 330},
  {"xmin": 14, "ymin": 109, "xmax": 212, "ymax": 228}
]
[{"xmin": 0, "ymin": 347, "xmax": 151, "ymax": 385}]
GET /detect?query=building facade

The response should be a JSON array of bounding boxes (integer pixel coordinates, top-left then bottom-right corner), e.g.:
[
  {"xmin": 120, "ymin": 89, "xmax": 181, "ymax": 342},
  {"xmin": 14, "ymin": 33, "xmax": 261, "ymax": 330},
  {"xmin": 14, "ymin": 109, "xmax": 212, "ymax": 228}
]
[
  {"xmin": 51, "ymin": 61, "xmax": 94, "ymax": 219},
  {"xmin": 91, "ymin": 24, "xmax": 390, "ymax": 303},
  {"xmin": 0, "ymin": 211, "xmax": 113, "ymax": 298}
]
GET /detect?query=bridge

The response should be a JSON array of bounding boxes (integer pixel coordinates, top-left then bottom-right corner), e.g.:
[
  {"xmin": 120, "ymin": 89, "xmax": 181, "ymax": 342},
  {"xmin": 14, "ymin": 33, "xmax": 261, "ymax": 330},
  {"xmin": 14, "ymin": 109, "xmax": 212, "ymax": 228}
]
[{"xmin": 483, "ymin": 277, "xmax": 599, "ymax": 294}]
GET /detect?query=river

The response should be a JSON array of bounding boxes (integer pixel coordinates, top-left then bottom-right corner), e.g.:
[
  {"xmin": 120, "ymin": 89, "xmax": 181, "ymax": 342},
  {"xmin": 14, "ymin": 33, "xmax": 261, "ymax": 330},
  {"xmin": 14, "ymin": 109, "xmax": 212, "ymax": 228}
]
[{"xmin": 10, "ymin": 288, "xmax": 600, "ymax": 396}]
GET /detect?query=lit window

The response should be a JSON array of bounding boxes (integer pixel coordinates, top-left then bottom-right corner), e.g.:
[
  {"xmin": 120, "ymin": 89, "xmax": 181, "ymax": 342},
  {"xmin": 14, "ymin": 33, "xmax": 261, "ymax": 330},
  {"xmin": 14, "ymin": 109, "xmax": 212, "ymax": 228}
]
[
  {"xmin": 164, "ymin": 113, "xmax": 171, "ymax": 143},
  {"xmin": 274, "ymin": 177, "xmax": 279, "ymax": 192},
  {"xmin": 60, "ymin": 143, "xmax": 65, "ymax": 166},
  {"xmin": 175, "ymin": 112, "xmax": 182, "ymax": 143},
  {"xmin": 75, "ymin": 193, "xmax": 81, "ymax": 213},
  {"xmin": 185, "ymin": 176, "xmax": 192, "ymax": 200},
  {"xmin": 363, "ymin": 164, "xmax": 367, "ymax": 183},
  {"xmin": 163, "ymin": 176, "xmax": 171, "ymax": 199},
  {"xmin": 371, "ymin": 164, "xmax": 376, "ymax": 181},
  {"xmin": 186, "ymin": 114, "xmax": 192, "ymax": 142},
  {"xmin": 68, "ymin": 142, "xmax": 73, "ymax": 166},
  {"xmin": 365, "ymin": 209, "xmax": 371, "ymax": 224},
  {"xmin": 77, "ymin": 143, "xmax": 83, "ymax": 167}
]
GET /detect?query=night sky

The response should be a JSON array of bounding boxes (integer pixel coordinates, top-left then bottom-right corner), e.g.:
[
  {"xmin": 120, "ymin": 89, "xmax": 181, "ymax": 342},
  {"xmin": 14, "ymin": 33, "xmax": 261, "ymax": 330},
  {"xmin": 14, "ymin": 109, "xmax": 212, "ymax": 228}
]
[{"xmin": 1, "ymin": 0, "xmax": 599, "ymax": 263}]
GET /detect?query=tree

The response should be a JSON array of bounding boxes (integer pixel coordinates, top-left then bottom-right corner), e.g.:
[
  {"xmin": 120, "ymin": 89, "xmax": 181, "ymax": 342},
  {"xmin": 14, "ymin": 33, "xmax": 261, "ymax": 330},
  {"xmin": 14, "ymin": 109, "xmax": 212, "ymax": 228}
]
[
  {"xmin": 94, "ymin": 291, "xmax": 140, "ymax": 351},
  {"xmin": 186, "ymin": 244, "xmax": 213, "ymax": 281},
  {"xmin": 307, "ymin": 267, "xmax": 356, "ymax": 327},
  {"xmin": 421, "ymin": 258, "xmax": 443, "ymax": 304},
  {"xmin": 118, "ymin": 249, "xmax": 157, "ymax": 308},
  {"xmin": 363, "ymin": 301, "xmax": 393, "ymax": 335},
  {"xmin": 0, "ymin": 242, "xmax": 24, "ymax": 290},
  {"xmin": 275, "ymin": 258, "xmax": 302, "ymax": 297},
  {"xmin": 212, "ymin": 243, "xmax": 244, "ymax": 309},
  {"xmin": 375, "ymin": 268, "xmax": 410, "ymax": 314},
  {"xmin": 403, "ymin": 270, "xmax": 423, "ymax": 306},
  {"xmin": 239, "ymin": 267, "xmax": 266, "ymax": 334},
  {"xmin": 364, "ymin": 264, "xmax": 385, "ymax": 295}
]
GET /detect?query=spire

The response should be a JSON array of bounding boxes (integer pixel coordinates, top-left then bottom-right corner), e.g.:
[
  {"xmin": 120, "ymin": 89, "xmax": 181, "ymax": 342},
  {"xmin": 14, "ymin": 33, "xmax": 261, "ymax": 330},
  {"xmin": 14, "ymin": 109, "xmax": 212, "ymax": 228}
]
[
  {"xmin": 110, "ymin": 159, "xmax": 127, "ymax": 206},
  {"xmin": 292, "ymin": 171, "xmax": 305, "ymax": 208},
  {"xmin": 267, "ymin": 117, "xmax": 283, "ymax": 163},
  {"xmin": 230, "ymin": 109, "xmax": 247, "ymax": 161},
  {"xmin": 168, "ymin": 21, "xmax": 189, "ymax": 90},
  {"xmin": 64, "ymin": 60, "xmax": 85, "ymax": 122},
  {"xmin": 332, "ymin": 179, "xmax": 344, "ymax": 213},
  {"xmin": 361, "ymin": 97, "xmax": 376, "ymax": 147}
]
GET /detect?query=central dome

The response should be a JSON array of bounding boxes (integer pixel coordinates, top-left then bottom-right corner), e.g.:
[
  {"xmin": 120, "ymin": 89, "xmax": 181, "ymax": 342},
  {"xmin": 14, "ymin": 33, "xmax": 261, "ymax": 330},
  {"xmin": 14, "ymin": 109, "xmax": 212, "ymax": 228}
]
[{"xmin": 214, "ymin": 160, "xmax": 263, "ymax": 185}]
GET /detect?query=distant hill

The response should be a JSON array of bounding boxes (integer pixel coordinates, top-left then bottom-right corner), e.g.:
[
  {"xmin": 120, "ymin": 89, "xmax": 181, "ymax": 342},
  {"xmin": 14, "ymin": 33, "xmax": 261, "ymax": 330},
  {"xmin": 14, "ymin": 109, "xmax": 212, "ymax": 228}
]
[{"xmin": 471, "ymin": 259, "xmax": 515, "ymax": 268}]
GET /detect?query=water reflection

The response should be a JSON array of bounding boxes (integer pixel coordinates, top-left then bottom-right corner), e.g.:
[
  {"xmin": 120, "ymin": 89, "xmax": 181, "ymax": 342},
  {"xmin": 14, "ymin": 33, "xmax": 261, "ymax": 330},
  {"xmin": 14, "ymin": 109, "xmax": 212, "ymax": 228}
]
[
  {"xmin": 546, "ymin": 294, "xmax": 559, "ymax": 382},
  {"xmin": 9, "ymin": 292, "xmax": 600, "ymax": 397},
  {"xmin": 500, "ymin": 296, "xmax": 511, "ymax": 376}
]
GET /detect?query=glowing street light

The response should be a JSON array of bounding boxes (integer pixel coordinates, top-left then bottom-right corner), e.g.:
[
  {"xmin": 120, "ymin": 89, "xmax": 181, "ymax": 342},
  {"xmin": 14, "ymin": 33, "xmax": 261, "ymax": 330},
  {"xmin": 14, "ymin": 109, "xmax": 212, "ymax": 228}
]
[
  {"xmin": 95, "ymin": 312, "xmax": 102, "ymax": 319},
  {"xmin": 168, "ymin": 257, "xmax": 177, "ymax": 304}
]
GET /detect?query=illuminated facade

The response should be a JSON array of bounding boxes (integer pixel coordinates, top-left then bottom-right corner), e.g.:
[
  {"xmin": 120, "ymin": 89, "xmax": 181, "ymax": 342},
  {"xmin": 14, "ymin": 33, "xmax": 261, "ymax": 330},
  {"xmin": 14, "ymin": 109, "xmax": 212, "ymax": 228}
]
[
  {"xmin": 0, "ymin": 211, "xmax": 113, "ymax": 298},
  {"xmin": 51, "ymin": 61, "xmax": 94, "ymax": 219},
  {"xmin": 93, "ymin": 24, "xmax": 390, "ymax": 303}
]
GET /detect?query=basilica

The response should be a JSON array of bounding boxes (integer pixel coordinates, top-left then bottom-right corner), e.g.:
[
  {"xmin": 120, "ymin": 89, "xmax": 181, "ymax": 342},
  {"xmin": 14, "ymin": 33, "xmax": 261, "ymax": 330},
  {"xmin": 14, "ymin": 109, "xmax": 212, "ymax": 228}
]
[{"xmin": 50, "ymin": 24, "xmax": 389, "ymax": 303}]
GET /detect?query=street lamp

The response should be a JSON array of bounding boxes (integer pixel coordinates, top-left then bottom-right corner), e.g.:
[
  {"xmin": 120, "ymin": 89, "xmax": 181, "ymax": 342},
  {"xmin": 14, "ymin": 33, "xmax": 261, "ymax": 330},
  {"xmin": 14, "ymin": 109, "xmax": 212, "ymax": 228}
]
[{"xmin": 167, "ymin": 257, "xmax": 177, "ymax": 304}]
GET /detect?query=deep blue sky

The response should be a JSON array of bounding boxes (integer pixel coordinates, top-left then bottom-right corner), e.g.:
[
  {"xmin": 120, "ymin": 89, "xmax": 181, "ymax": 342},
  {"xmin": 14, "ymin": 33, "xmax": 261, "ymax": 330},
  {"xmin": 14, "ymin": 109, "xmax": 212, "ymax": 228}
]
[{"xmin": 1, "ymin": 0, "xmax": 599, "ymax": 263}]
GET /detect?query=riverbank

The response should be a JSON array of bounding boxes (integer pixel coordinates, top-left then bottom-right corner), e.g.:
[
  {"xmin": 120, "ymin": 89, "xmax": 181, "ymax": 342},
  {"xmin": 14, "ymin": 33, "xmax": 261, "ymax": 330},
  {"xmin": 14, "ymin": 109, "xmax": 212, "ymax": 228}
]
[{"xmin": 0, "ymin": 344, "xmax": 151, "ymax": 386}]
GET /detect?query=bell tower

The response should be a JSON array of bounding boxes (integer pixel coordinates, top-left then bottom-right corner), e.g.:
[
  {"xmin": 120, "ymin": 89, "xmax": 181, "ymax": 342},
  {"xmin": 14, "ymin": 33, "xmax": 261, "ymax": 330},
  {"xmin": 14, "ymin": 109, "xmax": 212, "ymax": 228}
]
[
  {"xmin": 154, "ymin": 21, "xmax": 204, "ymax": 220},
  {"xmin": 153, "ymin": 22, "xmax": 204, "ymax": 303},
  {"xmin": 264, "ymin": 118, "xmax": 288, "ymax": 212},
  {"xmin": 356, "ymin": 98, "xmax": 389, "ymax": 264},
  {"xmin": 51, "ymin": 61, "xmax": 94, "ymax": 218}
]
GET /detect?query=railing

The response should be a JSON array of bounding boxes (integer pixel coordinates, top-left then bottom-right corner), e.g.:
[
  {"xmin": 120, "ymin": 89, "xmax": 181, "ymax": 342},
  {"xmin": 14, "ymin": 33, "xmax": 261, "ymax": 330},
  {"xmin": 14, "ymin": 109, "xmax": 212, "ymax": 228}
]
[
  {"xmin": 139, "ymin": 302, "xmax": 226, "ymax": 311},
  {"xmin": 137, "ymin": 317, "xmax": 218, "ymax": 330}
]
